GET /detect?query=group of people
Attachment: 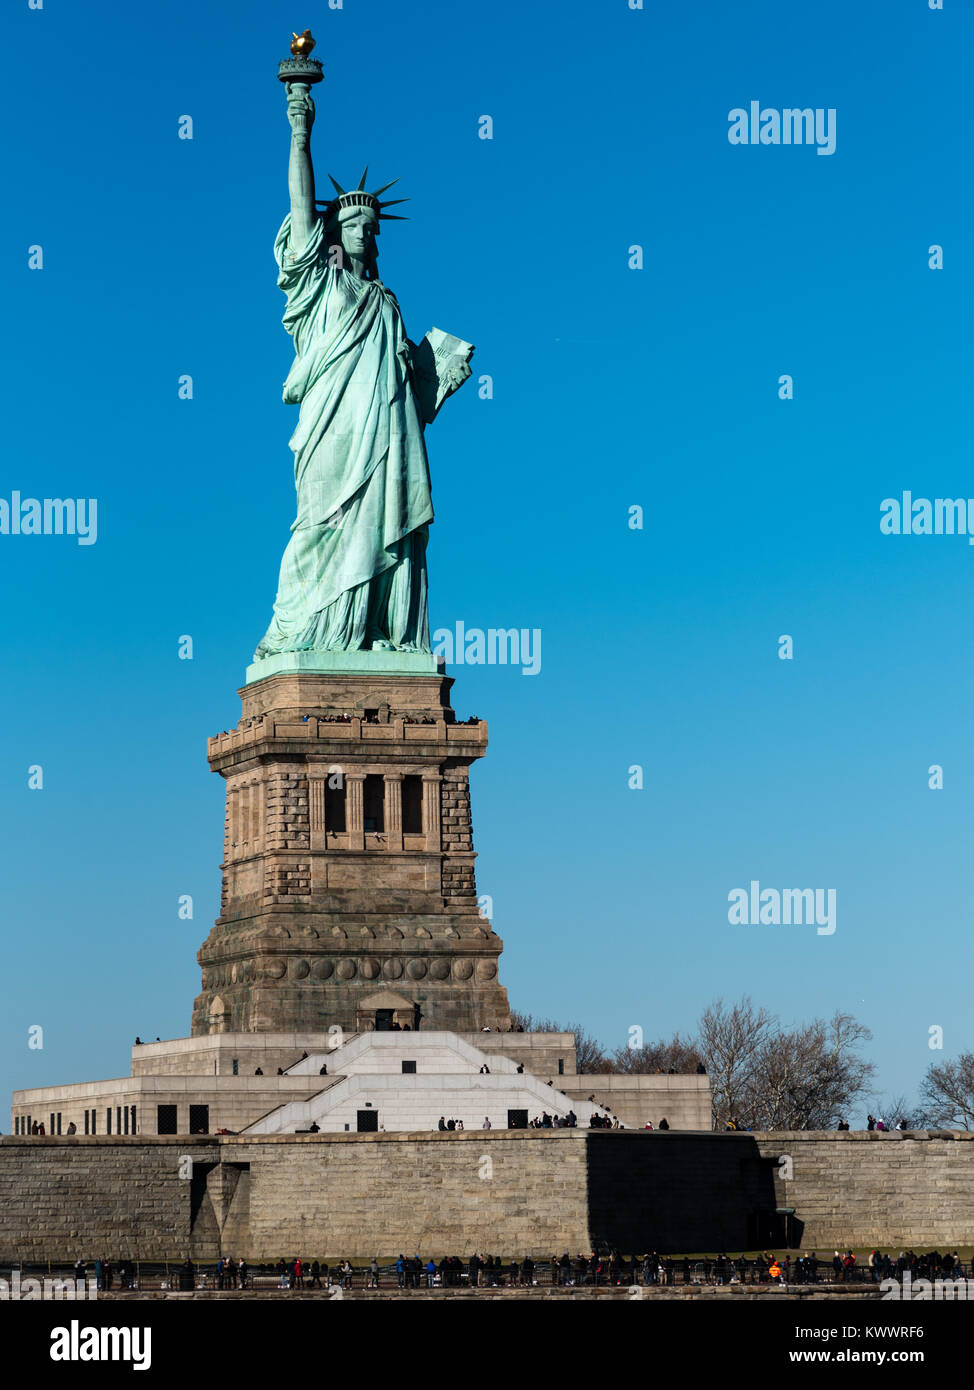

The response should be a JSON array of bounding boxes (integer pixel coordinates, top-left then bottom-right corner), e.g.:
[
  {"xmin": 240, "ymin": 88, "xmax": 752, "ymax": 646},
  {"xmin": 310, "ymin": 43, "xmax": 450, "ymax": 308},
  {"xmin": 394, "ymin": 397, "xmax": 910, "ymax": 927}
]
[
  {"xmin": 435, "ymin": 1111, "xmax": 586, "ymax": 1130},
  {"xmin": 62, "ymin": 1246, "xmax": 974, "ymax": 1293},
  {"xmin": 276, "ymin": 1257, "xmax": 353, "ymax": 1289},
  {"xmin": 867, "ymin": 1248, "xmax": 965, "ymax": 1282},
  {"xmin": 213, "ymin": 1257, "xmax": 249, "ymax": 1289},
  {"xmin": 835, "ymin": 1115, "xmax": 910, "ymax": 1131},
  {"xmin": 70, "ymin": 1259, "xmax": 136, "ymax": 1290}
]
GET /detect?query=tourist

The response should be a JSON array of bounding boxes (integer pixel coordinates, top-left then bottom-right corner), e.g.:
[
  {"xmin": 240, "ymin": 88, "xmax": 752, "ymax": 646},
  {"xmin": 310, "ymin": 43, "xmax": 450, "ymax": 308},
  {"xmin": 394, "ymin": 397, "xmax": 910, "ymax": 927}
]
[
  {"xmin": 482, "ymin": 1116, "xmax": 491, "ymax": 1129},
  {"xmin": 425, "ymin": 1257, "xmax": 436, "ymax": 1288},
  {"xmin": 368, "ymin": 1256, "xmax": 379, "ymax": 1288},
  {"xmin": 438, "ymin": 1117, "xmax": 447, "ymax": 1131},
  {"xmin": 658, "ymin": 1117, "xmax": 670, "ymax": 1130},
  {"xmin": 867, "ymin": 1113, "xmax": 876, "ymax": 1130}
]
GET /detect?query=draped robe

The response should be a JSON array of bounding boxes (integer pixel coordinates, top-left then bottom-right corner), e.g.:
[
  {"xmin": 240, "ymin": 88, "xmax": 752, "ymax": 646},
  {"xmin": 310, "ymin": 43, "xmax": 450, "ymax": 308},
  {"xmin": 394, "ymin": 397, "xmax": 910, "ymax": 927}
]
[{"xmin": 254, "ymin": 211, "xmax": 433, "ymax": 658}]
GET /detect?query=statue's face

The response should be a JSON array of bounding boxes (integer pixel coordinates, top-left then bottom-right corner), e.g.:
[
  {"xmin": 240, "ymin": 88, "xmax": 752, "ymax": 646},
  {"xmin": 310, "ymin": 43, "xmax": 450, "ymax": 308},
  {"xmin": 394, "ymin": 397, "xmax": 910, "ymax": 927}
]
[{"xmin": 337, "ymin": 209, "xmax": 378, "ymax": 261}]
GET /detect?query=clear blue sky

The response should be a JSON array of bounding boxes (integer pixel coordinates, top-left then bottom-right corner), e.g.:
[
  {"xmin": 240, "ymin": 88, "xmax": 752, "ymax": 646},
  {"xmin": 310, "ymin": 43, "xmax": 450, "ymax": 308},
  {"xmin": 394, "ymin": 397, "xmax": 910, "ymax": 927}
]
[{"xmin": 1, "ymin": 0, "xmax": 969, "ymax": 1117}]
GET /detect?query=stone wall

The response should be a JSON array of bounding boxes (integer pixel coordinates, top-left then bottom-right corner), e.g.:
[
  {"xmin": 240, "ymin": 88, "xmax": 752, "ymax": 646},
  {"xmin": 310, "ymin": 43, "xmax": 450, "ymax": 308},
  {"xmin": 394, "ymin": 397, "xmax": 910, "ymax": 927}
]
[{"xmin": 1, "ymin": 1130, "xmax": 973, "ymax": 1263}]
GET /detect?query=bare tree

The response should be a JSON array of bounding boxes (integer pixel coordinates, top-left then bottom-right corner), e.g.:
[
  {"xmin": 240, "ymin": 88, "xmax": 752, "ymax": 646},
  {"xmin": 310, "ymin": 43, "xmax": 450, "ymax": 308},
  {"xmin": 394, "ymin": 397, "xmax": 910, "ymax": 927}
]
[
  {"xmin": 878, "ymin": 1094, "xmax": 924, "ymax": 1130},
  {"xmin": 509, "ymin": 998, "xmax": 875, "ymax": 1128},
  {"xmin": 749, "ymin": 1013, "xmax": 874, "ymax": 1130},
  {"xmin": 696, "ymin": 996, "xmax": 775, "ymax": 1128},
  {"xmin": 609, "ymin": 1033, "xmax": 703, "ymax": 1075},
  {"xmin": 508, "ymin": 1011, "xmax": 557, "ymax": 1033},
  {"xmin": 919, "ymin": 1054, "xmax": 974, "ymax": 1129}
]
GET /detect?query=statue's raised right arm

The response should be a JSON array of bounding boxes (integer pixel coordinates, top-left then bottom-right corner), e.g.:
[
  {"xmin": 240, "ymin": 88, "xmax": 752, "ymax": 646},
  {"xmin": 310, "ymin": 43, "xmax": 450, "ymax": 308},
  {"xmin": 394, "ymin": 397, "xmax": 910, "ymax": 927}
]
[{"xmin": 285, "ymin": 83, "xmax": 317, "ymax": 252}]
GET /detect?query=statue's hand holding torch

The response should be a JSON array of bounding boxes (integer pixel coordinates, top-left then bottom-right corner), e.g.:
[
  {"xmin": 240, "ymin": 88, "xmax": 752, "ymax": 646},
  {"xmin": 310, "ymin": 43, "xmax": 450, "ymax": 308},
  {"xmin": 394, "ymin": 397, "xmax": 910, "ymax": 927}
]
[{"xmin": 286, "ymin": 84, "xmax": 315, "ymax": 146}]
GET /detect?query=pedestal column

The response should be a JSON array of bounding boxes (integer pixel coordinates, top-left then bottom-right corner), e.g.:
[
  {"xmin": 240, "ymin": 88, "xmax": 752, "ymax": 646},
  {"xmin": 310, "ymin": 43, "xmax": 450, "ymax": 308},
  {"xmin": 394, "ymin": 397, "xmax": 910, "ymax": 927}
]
[
  {"xmin": 346, "ymin": 771, "xmax": 366, "ymax": 851},
  {"xmin": 384, "ymin": 773, "xmax": 403, "ymax": 851},
  {"xmin": 422, "ymin": 772, "xmax": 442, "ymax": 853}
]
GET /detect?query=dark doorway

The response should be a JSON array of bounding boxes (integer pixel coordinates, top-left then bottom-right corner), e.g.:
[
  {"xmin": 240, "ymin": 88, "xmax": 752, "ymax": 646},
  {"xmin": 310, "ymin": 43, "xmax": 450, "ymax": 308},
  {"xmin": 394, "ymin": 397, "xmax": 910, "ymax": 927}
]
[
  {"xmin": 157, "ymin": 1104, "xmax": 178, "ymax": 1135},
  {"xmin": 375, "ymin": 1009, "xmax": 394, "ymax": 1032},
  {"xmin": 507, "ymin": 1109, "xmax": 528, "ymax": 1130},
  {"xmin": 357, "ymin": 1110, "xmax": 379, "ymax": 1132},
  {"xmin": 325, "ymin": 780, "xmax": 346, "ymax": 832},
  {"xmin": 363, "ymin": 774, "xmax": 385, "ymax": 832},
  {"xmin": 748, "ymin": 1208, "xmax": 803, "ymax": 1249},
  {"xmin": 189, "ymin": 1104, "xmax": 210, "ymax": 1135},
  {"xmin": 402, "ymin": 776, "xmax": 423, "ymax": 833}
]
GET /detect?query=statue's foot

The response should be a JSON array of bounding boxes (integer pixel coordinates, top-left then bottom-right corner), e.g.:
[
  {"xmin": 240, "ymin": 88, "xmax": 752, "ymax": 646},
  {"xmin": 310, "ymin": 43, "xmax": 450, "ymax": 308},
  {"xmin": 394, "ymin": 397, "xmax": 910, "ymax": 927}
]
[{"xmin": 370, "ymin": 639, "xmax": 394, "ymax": 651}]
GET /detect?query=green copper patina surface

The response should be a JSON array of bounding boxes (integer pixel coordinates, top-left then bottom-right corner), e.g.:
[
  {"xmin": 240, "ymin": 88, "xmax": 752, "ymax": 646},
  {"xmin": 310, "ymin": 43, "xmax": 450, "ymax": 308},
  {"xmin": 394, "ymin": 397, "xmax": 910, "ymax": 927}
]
[{"xmin": 251, "ymin": 63, "xmax": 472, "ymax": 681}]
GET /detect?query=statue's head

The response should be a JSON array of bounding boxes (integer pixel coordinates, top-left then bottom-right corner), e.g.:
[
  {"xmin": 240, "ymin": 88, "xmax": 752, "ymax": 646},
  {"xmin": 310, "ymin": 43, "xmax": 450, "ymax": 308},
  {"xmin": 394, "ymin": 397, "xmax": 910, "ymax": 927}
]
[
  {"xmin": 331, "ymin": 206, "xmax": 379, "ymax": 274},
  {"xmin": 317, "ymin": 168, "xmax": 408, "ymax": 279}
]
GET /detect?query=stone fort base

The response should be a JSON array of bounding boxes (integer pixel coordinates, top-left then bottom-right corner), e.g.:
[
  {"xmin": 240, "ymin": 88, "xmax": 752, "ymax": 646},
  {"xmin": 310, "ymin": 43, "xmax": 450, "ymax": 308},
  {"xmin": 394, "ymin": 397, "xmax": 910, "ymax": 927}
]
[{"xmin": 1, "ymin": 1130, "xmax": 972, "ymax": 1263}]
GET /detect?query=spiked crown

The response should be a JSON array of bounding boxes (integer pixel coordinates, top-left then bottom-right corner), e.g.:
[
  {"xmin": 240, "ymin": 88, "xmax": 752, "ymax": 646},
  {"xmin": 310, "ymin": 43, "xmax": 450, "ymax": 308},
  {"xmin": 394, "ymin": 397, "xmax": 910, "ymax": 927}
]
[{"xmin": 316, "ymin": 167, "xmax": 409, "ymax": 229}]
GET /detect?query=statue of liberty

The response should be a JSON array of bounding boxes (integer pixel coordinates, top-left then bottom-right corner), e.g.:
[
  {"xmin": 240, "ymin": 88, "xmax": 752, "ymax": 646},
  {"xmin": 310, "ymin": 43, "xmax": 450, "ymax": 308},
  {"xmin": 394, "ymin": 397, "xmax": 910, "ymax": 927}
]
[{"xmin": 254, "ymin": 45, "xmax": 472, "ymax": 662}]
